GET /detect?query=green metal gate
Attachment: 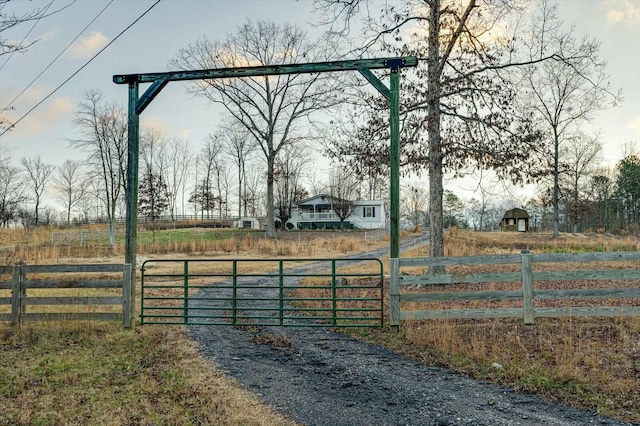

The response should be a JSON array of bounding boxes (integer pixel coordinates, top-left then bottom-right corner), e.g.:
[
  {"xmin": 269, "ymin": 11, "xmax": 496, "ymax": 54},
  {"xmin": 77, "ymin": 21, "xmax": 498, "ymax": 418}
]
[{"xmin": 140, "ymin": 258, "xmax": 384, "ymax": 327}]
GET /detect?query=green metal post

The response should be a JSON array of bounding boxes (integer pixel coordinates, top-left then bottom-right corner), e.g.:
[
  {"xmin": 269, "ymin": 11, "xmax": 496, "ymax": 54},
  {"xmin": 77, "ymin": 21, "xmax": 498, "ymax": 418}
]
[
  {"xmin": 279, "ymin": 260, "xmax": 284, "ymax": 325},
  {"xmin": 139, "ymin": 263, "xmax": 145, "ymax": 325},
  {"xmin": 331, "ymin": 260, "xmax": 337, "ymax": 326},
  {"xmin": 389, "ymin": 67, "xmax": 400, "ymax": 259},
  {"xmin": 125, "ymin": 80, "xmax": 139, "ymax": 329},
  {"xmin": 183, "ymin": 261, "xmax": 189, "ymax": 324},
  {"xmin": 232, "ymin": 260, "xmax": 237, "ymax": 325}
]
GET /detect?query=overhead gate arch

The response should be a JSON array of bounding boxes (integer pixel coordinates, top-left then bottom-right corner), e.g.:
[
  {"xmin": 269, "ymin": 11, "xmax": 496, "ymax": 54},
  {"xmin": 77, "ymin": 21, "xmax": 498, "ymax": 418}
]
[
  {"xmin": 140, "ymin": 258, "xmax": 384, "ymax": 327},
  {"xmin": 114, "ymin": 57, "xmax": 417, "ymax": 327}
]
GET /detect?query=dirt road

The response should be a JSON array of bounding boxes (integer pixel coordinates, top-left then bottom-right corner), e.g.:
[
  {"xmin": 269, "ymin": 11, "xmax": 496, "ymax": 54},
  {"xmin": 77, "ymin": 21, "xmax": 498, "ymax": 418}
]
[{"xmin": 188, "ymin": 239, "xmax": 637, "ymax": 425}]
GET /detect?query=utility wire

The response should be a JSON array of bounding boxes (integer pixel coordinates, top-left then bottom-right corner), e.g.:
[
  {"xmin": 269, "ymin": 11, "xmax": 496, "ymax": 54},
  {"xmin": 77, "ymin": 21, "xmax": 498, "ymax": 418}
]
[
  {"xmin": 0, "ymin": 0, "xmax": 55, "ymax": 71},
  {"xmin": 0, "ymin": 0, "xmax": 161, "ymax": 138},
  {"xmin": 3, "ymin": 0, "xmax": 114, "ymax": 111}
]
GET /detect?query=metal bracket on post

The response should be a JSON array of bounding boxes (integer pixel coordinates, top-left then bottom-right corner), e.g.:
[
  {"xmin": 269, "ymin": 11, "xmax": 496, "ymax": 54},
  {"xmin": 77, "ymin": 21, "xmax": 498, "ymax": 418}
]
[{"xmin": 384, "ymin": 58, "xmax": 406, "ymax": 73}]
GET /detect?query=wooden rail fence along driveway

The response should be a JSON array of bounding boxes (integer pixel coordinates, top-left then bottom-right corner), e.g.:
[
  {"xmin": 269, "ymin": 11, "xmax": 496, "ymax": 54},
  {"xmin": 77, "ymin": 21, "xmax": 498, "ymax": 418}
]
[
  {"xmin": 0, "ymin": 264, "xmax": 132, "ymax": 328},
  {"xmin": 390, "ymin": 251, "xmax": 640, "ymax": 330}
]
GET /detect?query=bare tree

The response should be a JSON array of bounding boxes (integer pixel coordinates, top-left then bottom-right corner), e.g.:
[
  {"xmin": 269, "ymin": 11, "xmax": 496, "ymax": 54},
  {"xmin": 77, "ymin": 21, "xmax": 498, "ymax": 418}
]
[
  {"xmin": 70, "ymin": 90, "xmax": 128, "ymax": 246},
  {"xmin": 20, "ymin": 155, "xmax": 53, "ymax": 226},
  {"xmin": 274, "ymin": 145, "xmax": 309, "ymax": 228},
  {"xmin": 401, "ymin": 182, "xmax": 429, "ymax": 229},
  {"xmin": 140, "ymin": 127, "xmax": 167, "ymax": 180},
  {"xmin": 221, "ymin": 123, "xmax": 256, "ymax": 218},
  {"xmin": 0, "ymin": 149, "xmax": 25, "ymax": 227},
  {"xmin": 51, "ymin": 159, "xmax": 88, "ymax": 226},
  {"xmin": 560, "ymin": 132, "xmax": 602, "ymax": 233},
  {"xmin": 198, "ymin": 134, "xmax": 225, "ymax": 219},
  {"xmin": 305, "ymin": 171, "xmax": 328, "ymax": 197},
  {"xmin": 244, "ymin": 164, "xmax": 266, "ymax": 218},
  {"xmin": 0, "ymin": 1, "xmax": 75, "ymax": 132},
  {"xmin": 165, "ymin": 135, "xmax": 192, "ymax": 220},
  {"xmin": 0, "ymin": 1, "xmax": 74, "ymax": 56},
  {"xmin": 171, "ymin": 20, "xmax": 341, "ymax": 237},
  {"xmin": 318, "ymin": 0, "xmax": 556, "ymax": 270},
  {"xmin": 327, "ymin": 165, "xmax": 361, "ymax": 229},
  {"xmin": 138, "ymin": 170, "xmax": 170, "ymax": 243},
  {"xmin": 521, "ymin": 0, "xmax": 620, "ymax": 237},
  {"xmin": 462, "ymin": 172, "xmax": 504, "ymax": 232}
]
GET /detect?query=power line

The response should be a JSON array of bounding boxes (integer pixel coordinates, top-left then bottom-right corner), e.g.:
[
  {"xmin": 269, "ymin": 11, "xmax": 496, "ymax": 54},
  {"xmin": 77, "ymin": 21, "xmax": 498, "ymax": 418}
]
[
  {"xmin": 0, "ymin": 0, "xmax": 161, "ymax": 138},
  {"xmin": 2, "ymin": 0, "xmax": 114, "ymax": 111}
]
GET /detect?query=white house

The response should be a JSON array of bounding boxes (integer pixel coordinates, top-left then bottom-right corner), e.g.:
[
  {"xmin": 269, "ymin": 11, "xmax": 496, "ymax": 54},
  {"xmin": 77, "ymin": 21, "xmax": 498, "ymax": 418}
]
[{"xmin": 286, "ymin": 194, "xmax": 386, "ymax": 230}]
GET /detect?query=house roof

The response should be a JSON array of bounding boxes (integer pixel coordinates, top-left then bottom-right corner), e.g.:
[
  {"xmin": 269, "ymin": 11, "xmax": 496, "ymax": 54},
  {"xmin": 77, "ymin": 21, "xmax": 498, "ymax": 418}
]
[
  {"xmin": 295, "ymin": 194, "xmax": 334, "ymax": 205},
  {"xmin": 294, "ymin": 194, "xmax": 384, "ymax": 206},
  {"xmin": 502, "ymin": 208, "xmax": 529, "ymax": 219}
]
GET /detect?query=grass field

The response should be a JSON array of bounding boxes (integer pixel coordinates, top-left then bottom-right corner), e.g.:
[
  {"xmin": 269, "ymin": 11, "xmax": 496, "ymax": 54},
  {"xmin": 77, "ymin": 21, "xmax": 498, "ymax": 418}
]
[{"xmin": 1, "ymin": 224, "xmax": 640, "ymax": 423}]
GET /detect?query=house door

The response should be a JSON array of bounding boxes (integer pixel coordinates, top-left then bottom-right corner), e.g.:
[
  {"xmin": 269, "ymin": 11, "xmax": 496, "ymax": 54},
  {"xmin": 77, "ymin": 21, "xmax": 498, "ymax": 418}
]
[{"xmin": 517, "ymin": 219, "xmax": 526, "ymax": 232}]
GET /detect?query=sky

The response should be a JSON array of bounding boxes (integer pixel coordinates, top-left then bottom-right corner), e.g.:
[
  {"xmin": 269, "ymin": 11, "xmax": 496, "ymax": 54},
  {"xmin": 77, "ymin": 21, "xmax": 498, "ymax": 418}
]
[{"xmin": 0, "ymin": 0, "xmax": 639, "ymax": 208}]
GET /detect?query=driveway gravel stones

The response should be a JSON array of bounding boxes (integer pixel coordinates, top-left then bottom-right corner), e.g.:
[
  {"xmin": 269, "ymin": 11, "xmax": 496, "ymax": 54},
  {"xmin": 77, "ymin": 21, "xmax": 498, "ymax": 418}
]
[{"xmin": 188, "ymin": 237, "xmax": 638, "ymax": 425}]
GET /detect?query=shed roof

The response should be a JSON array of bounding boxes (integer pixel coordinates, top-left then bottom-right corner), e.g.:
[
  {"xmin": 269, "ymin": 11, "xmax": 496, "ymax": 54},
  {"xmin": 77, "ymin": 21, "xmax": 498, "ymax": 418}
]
[{"xmin": 502, "ymin": 208, "xmax": 529, "ymax": 219}]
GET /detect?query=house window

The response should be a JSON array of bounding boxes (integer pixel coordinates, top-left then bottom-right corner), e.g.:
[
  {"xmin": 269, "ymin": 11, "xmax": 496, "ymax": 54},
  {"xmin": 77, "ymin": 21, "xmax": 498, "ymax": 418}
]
[{"xmin": 363, "ymin": 206, "xmax": 376, "ymax": 218}]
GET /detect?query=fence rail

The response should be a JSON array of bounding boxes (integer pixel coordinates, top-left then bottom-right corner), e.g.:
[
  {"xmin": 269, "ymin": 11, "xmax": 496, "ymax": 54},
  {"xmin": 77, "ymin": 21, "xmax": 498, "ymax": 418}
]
[
  {"xmin": 0, "ymin": 264, "xmax": 132, "ymax": 327},
  {"xmin": 389, "ymin": 251, "xmax": 640, "ymax": 329}
]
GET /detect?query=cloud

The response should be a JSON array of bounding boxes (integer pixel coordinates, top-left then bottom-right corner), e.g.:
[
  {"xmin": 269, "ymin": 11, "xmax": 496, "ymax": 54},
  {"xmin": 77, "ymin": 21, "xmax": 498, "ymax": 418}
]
[
  {"xmin": 43, "ymin": 97, "xmax": 74, "ymax": 120},
  {"xmin": 140, "ymin": 116, "xmax": 167, "ymax": 133},
  {"xmin": 180, "ymin": 129, "xmax": 192, "ymax": 140},
  {"xmin": 4, "ymin": 94, "xmax": 73, "ymax": 137},
  {"xmin": 67, "ymin": 32, "xmax": 109, "ymax": 58},
  {"xmin": 605, "ymin": 0, "xmax": 640, "ymax": 25},
  {"xmin": 39, "ymin": 28, "xmax": 59, "ymax": 42}
]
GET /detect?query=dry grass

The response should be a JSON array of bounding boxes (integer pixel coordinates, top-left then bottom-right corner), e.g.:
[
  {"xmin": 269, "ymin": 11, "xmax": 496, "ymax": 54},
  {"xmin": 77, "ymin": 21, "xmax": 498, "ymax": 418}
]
[
  {"xmin": 4, "ymin": 225, "xmax": 640, "ymax": 423},
  {"xmin": 0, "ymin": 224, "xmax": 388, "ymax": 426},
  {"xmin": 2, "ymin": 226, "xmax": 388, "ymax": 263},
  {"xmin": 293, "ymin": 230, "xmax": 640, "ymax": 423},
  {"xmin": 0, "ymin": 323, "xmax": 295, "ymax": 426}
]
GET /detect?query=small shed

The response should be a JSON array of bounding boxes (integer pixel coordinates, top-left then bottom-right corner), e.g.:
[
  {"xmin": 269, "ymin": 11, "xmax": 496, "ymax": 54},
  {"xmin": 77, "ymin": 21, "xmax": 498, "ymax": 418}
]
[
  {"xmin": 233, "ymin": 217, "xmax": 261, "ymax": 229},
  {"xmin": 499, "ymin": 208, "xmax": 529, "ymax": 232}
]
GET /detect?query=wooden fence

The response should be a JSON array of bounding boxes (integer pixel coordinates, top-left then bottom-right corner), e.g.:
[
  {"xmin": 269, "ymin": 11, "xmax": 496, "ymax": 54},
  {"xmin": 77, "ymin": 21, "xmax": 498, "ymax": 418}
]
[
  {"xmin": 389, "ymin": 251, "xmax": 640, "ymax": 329},
  {"xmin": 0, "ymin": 264, "xmax": 132, "ymax": 328}
]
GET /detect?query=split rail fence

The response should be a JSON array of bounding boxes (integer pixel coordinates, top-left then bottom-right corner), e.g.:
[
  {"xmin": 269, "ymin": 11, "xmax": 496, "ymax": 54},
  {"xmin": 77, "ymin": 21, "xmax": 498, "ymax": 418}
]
[
  {"xmin": 390, "ymin": 251, "xmax": 640, "ymax": 329},
  {"xmin": 0, "ymin": 264, "xmax": 132, "ymax": 327}
]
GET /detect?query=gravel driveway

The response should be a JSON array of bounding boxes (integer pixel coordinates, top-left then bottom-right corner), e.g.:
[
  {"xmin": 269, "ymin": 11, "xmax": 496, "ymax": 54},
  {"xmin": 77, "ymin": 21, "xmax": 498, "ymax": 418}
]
[{"xmin": 188, "ymin": 237, "xmax": 638, "ymax": 426}]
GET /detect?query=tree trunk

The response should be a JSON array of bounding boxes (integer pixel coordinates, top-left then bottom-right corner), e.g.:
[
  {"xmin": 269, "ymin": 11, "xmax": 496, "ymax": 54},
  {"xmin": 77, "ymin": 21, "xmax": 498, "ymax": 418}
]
[
  {"xmin": 67, "ymin": 193, "xmax": 72, "ymax": 227},
  {"xmin": 109, "ymin": 219, "xmax": 116, "ymax": 247},
  {"xmin": 553, "ymin": 125, "xmax": 560, "ymax": 238},
  {"xmin": 427, "ymin": 0, "xmax": 445, "ymax": 273},
  {"xmin": 265, "ymin": 155, "xmax": 276, "ymax": 238}
]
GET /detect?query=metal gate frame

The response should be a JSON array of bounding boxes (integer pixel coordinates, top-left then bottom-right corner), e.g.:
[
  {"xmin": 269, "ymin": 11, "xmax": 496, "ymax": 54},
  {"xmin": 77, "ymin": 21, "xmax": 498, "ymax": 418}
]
[
  {"xmin": 140, "ymin": 258, "xmax": 384, "ymax": 328},
  {"xmin": 115, "ymin": 57, "xmax": 418, "ymax": 328}
]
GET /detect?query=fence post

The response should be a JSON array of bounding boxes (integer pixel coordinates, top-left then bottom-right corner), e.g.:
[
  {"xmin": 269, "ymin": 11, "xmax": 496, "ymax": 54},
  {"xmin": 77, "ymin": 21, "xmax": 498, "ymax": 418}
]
[
  {"xmin": 279, "ymin": 260, "xmax": 284, "ymax": 326},
  {"xmin": 122, "ymin": 263, "xmax": 132, "ymax": 328},
  {"xmin": 390, "ymin": 258, "xmax": 400, "ymax": 332},
  {"xmin": 521, "ymin": 250, "xmax": 535, "ymax": 325},
  {"xmin": 10, "ymin": 265, "xmax": 21, "ymax": 325},
  {"xmin": 19, "ymin": 267, "xmax": 26, "ymax": 317}
]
